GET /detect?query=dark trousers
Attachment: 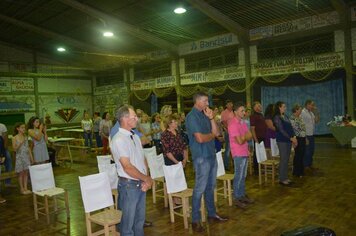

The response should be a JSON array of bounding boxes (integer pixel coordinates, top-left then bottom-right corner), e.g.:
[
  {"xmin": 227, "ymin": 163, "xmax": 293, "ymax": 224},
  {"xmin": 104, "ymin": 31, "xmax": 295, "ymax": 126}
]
[
  {"xmin": 253, "ymin": 137, "xmax": 265, "ymax": 174},
  {"xmin": 304, "ymin": 135, "xmax": 315, "ymax": 167},
  {"xmin": 47, "ymin": 146, "xmax": 57, "ymax": 166},
  {"xmin": 293, "ymin": 137, "xmax": 306, "ymax": 176}
]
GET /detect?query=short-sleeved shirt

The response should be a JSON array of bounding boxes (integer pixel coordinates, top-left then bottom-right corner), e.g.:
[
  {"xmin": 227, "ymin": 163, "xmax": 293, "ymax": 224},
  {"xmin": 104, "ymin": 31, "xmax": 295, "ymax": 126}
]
[
  {"xmin": 186, "ymin": 107, "xmax": 215, "ymax": 158},
  {"xmin": 228, "ymin": 117, "xmax": 249, "ymax": 157},
  {"xmin": 301, "ymin": 108, "xmax": 315, "ymax": 136},
  {"xmin": 221, "ymin": 109, "xmax": 234, "ymax": 128},
  {"xmin": 151, "ymin": 122, "xmax": 161, "ymax": 140},
  {"xmin": 93, "ymin": 117, "xmax": 102, "ymax": 132},
  {"xmin": 81, "ymin": 119, "xmax": 93, "ymax": 131},
  {"xmin": 0, "ymin": 123, "xmax": 7, "ymax": 137},
  {"xmin": 110, "ymin": 128, "xmax": 147, "ymax": 180},
  {"xmin": 290, "ymin": 114, "xmax": 306, "ymax": 138},
  {"xmin": 250, "ymin": 112, "xmax": 267, "ymax": 139},
  {"xmin": 161, "ymin": 129, "xmax": 186, "ymax": 157}
]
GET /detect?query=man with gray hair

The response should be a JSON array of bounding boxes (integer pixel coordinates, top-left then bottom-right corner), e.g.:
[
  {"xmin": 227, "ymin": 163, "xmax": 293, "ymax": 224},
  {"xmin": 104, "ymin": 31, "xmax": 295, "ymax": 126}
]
[{"xmin": 111, "ymin": 105, "xmax": 153, "ymax": 236}]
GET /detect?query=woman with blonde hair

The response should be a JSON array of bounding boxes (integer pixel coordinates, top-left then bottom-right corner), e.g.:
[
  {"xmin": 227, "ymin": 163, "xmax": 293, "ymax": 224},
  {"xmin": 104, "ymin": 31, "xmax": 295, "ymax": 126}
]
[{"xmin": 160, "ymin": 105, "xmax": 173, "ymax": 131}]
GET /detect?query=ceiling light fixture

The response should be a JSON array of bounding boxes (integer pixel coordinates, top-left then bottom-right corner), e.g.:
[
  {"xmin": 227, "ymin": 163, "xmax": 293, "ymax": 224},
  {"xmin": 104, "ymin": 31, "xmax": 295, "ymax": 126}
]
[
  {"xmin": 174, "ymin": 7, "xmax": 186, "ymax": 14},
  {"xmin": 103, "ymin": 31, "xmax": 114, "ymax": 37},
  {"xmin": 57, "ymin": 47, "xmax": 66, "ymax": 52}
]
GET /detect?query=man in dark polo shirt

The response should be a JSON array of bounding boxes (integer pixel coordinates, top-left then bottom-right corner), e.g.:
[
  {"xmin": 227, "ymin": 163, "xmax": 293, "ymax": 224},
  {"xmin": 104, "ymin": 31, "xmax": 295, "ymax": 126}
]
[
  {"xmin": 250, "ymin": 101, "xmax": 267, "ymax": 175},
  {"xmin": 186, "ymin": 91, "xmax": 228, "ymax": 233}
]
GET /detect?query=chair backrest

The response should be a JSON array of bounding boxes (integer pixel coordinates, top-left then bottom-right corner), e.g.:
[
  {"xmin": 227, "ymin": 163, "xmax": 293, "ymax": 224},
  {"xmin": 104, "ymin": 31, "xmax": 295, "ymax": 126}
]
[
  {"xmin": 255, "ymin": 141, "xmax": 267, "ymax": 163},
  {"xmin": 29, "ymin": 163, "xmax": 55, "ymax": 192},
  {"xmin": 145, "ymin": 152, "xmax": 165, "ymax": 179},
  {"xmin": 97, "ymin": 155, "xmax": 113, "ymax": 172},
  {"xmin": 270, "ymin": 138, "xmax": 279, "ymax": 156},
  {"xmin": 216, "ymin": 151, "xmax": 226, "ymax": 177},
  {"xmin": 143, "ymin": 146, "xmax": 157, "ymax": 159},
  {"xmin": 79, "ymin": 172, "xmax": 114, "ymax": 213},
  {"xmin": 163, "ymin": 162, "xmax": 187, "ymax": 194},
  {"xmin": 97, "ymin": 163, "xmax": 118, "ymax": 190}
]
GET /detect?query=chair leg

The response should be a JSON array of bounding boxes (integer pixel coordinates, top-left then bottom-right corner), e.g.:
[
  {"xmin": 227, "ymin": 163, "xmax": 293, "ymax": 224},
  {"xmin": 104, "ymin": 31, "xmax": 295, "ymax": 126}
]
[
  {"xmin": 33, "ymin": 194, "xmax": 39, "ymax": 220},
  {"xmin": 163, "ymin": 183, "xmax": 168, "ymax": 208},
  {"xmin": 227, "ymin": 180, "xmax": 232, "ymax": 206},
  {"xmin": 258, "ymin": 164, "xmax": 262, "ymax": 185},
  {"xmin": 104, "ymin": 224, "xmax": 110, "ymax": 236},
  {"xmin": 182, "ymin": 197, "xmax": 188, "ymax": 229},
  {"xmin": 264, "ymin": 165, "xmax": 267, "ymax": 183},
  {"xmin": 168, "ymin": 194, "xmax": 175, "ymax": 223},
  {"xmin": 200, "ymin": 197, "xmax": 206, "ymax": 222},
  {"xmin": 223, "ymin": 180, "xmax": 227, "ymax": 198},
  {"xmin": 85, "ymin": 214, "xmax": 92, "ymax": 236},
  {"xmin": 65, "ymin": 190, "xmax": 70, "ymax": 218},
  {"xmin": 214, "ymin": 188, "xmax": 218, "ymax": 209},
  {"xmin": 272, "ymin": 165, "xmax": 275, "ymax": 185},
  {"xmin": 44, "ymin": 196, "xmax": 50, "ymax": 224},
  {"xmin": 152, "ymin": 181, "xmax": 156, "ymax": 204}
]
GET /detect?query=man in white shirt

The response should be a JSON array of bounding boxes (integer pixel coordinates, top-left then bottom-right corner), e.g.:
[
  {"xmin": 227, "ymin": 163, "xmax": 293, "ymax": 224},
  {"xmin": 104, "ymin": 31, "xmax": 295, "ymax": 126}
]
[
  {"xmin": 111, "ymin": 105, "xmax": 153, "ymax": 236},
  {"xmin": 0, "ymin": 123, "xmax": 14, "ymax": 187},
  {"xmin": 301, "ymin": 100, "xmax": 320, "ymax": 171}
]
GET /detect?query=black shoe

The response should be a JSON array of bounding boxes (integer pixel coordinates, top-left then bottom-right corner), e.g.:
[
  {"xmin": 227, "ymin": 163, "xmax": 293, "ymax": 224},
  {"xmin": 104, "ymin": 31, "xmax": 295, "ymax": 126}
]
[
  {"xmin": 208, "ymin": 214, "xmax": 228, "ymax": 223},
  {"xmin": 239, "ymin": 195, "xmax": 255, "ymax": 204},
  {"xmin": 234, "ymin": 199, "xmax": 247, "ymax": 209},
  {"xmin": 192, "ymin": 222, "xmax": 205, "ymax": 232},
  {"xmin": 143, "ymin": 221, "xmax": 153, "ymax": 227}
]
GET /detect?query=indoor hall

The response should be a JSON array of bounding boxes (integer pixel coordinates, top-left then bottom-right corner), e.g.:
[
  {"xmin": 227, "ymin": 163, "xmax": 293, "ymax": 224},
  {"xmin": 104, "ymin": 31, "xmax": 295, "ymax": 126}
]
[{"xmin": 0, "ymin": 0, "xmax": 356, "ymax": 235}]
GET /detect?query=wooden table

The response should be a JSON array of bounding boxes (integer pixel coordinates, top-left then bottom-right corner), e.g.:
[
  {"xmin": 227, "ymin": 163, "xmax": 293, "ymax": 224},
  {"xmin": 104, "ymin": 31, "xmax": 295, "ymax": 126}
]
[{"xmin": 48, "ymin": 137, "xmax": 75, "ymax": 167}]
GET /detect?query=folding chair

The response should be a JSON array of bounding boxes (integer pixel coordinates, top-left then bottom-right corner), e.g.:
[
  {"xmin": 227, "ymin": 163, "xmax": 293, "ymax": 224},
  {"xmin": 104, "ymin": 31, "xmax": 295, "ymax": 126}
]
[
  {"xmin": 29, "ymin": 163, "xmax": 70, "ymax": 224},
  {"xmin": 215, "ymin": 151, "xmax": 234, "ymax": 206},
  {"xmin": 163, "ymin": 162, "xmax": 205, "ymax": 229},
  {"xmin": 79, "ymin": 172, "xmax": 122, "ymax": 236},
  {"xmin": 256, "ymin": 141, "xmax": 279, "ymax": 185},
  {"xmin": 143, "ymin": 146, "xmax": 168, "ymax": 207},
  {"xmin": 97, "ymin": 155, "xmax": 119, "ymax": 208}
]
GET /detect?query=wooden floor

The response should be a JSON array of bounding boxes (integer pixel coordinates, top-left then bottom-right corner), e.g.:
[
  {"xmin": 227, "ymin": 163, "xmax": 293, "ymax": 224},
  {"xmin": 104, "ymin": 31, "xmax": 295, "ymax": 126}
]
[{"xmin": 1, "ymin": 137, "xmax": 355, "ymax": 236}]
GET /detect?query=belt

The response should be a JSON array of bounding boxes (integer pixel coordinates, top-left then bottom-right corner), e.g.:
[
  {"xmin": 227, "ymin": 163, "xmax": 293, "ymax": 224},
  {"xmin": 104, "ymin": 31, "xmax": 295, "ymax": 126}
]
[{"xmin": 119, "ymin": 177, "xmax": 141, "ymax": 184}]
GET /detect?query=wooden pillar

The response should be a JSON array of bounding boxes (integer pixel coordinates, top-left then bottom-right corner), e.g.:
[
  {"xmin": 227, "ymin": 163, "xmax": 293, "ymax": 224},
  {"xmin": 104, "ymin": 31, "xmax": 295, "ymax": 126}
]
[
  {"xmin": 32, "ymin": 50, "xmax": 39, "ymax": 116},
  {"xmin": 173, "ymin": 59, "xmax": 184, "ymax": 113},
  {"xmin": 344, "ymin": 28, "xmax": 355, "ymax": 118},
  {"xmin": 124, "ymin": 68, "xmax": 131, "ymax": 105},
  {"xmin": 128, "ymin": 67, "xmax": 134, "ymax": 105}
]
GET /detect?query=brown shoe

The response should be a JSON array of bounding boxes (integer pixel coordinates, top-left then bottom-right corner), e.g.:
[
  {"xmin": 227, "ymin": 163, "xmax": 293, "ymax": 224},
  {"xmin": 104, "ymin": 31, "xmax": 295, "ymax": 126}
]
[
  {"xmin": 208, "ymin": 214, "xmax": 228, "ymax": 223},
  {"xmin": 192, "ymin": 222, "xmax": 205, "ymax": 232},
  {"xmin": 234, "ymin": 199, "xmax": 247, "ymax": 209}
]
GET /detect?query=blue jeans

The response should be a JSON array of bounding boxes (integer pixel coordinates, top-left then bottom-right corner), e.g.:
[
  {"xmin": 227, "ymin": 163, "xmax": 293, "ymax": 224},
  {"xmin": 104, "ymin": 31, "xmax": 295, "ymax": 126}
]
[
  {"xmin": 192, "ymin": 155, "xmax": 217, "ymax": 223},
  {"xmin": 223, "ymin": 132, "xmax": 231, "ymax": 170},
  {"xmin": 277, "ymin": 142, "xmax": 292, "ymax": 182},
  {"xmin": 233, "ymin": 157, "xmax": 248, "ymax": 199},
  {"xmin": 118, "ymin": 180, "xmax": 146, "ymax": 236},
  {"xmin": 4, "ymin": 149, "xmax": 12, "ymax": 184},
  {"xmin": 94, "ymin": 132, "xmax": 102, "ymax": 147},
  {"xmin": 83, "ymin": 131, "xmax": 92, "ymax": 148},
  {"xmin": 304, "ymin": 135, "xmax": 315, "ymax": 167}
]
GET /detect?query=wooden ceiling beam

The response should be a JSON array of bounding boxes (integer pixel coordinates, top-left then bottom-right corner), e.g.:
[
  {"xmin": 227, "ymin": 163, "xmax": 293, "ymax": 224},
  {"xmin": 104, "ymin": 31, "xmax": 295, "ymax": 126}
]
[
  {"xmin": 58, "ymin": 0, "xmax": 178, "ymax": 55},
  {"xmin": 187, "ymin": 0, "xmax": 249, "ymax": 46}
]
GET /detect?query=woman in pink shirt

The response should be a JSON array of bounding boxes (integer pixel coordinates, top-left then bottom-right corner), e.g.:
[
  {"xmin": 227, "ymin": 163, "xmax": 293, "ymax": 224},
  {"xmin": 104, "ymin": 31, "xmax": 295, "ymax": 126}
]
[{"xmin": 228, "ymin": 102, "xmax": 254, "ymax": 209}]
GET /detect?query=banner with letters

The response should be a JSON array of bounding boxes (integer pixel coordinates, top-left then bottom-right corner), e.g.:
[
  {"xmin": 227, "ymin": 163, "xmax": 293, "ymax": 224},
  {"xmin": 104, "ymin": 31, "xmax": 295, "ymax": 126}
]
[
  {"xmin": 251, "ymin": 52, "xmax": 344, "ymax": 77},
  {"xmin": 179, "ymin": 33, "xmax": 238, "ymax": 56},
  {"xmin": 130, "ymin": 76, "xmax": 176, "ymax": 91},
  {"xmin": 250, "ymin": 11, "xmax": 339, "ymax": 41},
  {"xmin": 0, "ymin": 77, "xmax": 34, "ymax": 92}
]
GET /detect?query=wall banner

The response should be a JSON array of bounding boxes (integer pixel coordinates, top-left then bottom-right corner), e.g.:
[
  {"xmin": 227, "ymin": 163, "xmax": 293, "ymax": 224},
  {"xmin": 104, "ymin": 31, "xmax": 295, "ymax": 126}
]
[
  {"xmin": 181, "ymin": 66, "xmax": 245, "ymax": 85},
  {"xmin": 251, "ymin": 52, "xmax": 344, "ymax": 77},
  {"xmin": 130, "ymin": 76, "xmax": 176, "ymax": 91},
  {"xmin": 179, "ymin": 33, "xmax": 238, "ymax": 56},
  {"xmin": 250, "ymin": 11, "xmax": 339, "ymax": 41},
  {"xmin": 0, "ymin": 79, "xmax": 11, "ymax": 92},
  {"xmin": 11, "ymin": 78, "xmax": 34, "ymax": 91}
]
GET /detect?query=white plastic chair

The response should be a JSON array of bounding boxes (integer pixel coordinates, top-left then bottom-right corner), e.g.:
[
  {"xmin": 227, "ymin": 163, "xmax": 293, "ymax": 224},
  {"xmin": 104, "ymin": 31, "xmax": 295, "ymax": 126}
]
[
  {"xmin": 79, "ymin": 172, "xmax": 122, "ymax": 236},
  {"xmin": 163, "ymin": 162, "xmax": 205, "ymax": 229},
  {"xmin": 29, "ymin": 163, "xmax": 70, "ymax": 224},
  {"xmin": 215, "ymin": 151, "xmax": 234, "ymax": 206},
  {"xmin": 143, "ymin": 146, "xmax": 168, "ymax": 207}
]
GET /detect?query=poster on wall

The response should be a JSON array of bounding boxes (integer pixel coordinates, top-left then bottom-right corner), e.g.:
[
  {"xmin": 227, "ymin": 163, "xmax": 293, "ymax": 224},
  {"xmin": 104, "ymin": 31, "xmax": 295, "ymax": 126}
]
[
  {"xmin": 39, "ymin": 95, "xmax": 92, "ymax": 124},
  {"xmin": 94, "ymin": 84, "xmax": 128, "ymax": 116},
  {"xmin": 0, "ymin": 95, "xmax": 35, "ymax": 112},
  {"xmin": 0, "ymin": 77, "xmax": 34, "ymax": 92}
]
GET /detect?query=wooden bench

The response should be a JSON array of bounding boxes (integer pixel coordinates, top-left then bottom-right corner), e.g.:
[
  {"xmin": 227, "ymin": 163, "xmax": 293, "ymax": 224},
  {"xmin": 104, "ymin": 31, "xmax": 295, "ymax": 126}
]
[{"xmin": 0, "ymin": 171, "xmax": 17, "ymax": 181}]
